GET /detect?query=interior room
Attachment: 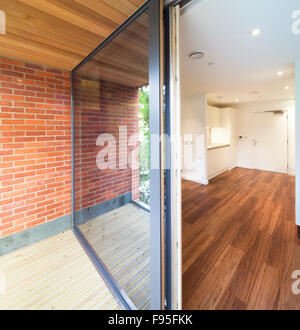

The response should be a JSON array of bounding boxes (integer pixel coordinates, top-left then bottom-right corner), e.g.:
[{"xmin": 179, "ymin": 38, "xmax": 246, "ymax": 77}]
[{"xmin": 180, "ymin": 0, "xmax": 300, "ymax": 309}]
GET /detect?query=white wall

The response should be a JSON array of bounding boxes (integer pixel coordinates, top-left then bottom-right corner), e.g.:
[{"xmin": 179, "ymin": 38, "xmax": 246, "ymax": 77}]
[
  {"xmin": 207, "ymin": 106, "xmax": 222, "ymax": 128},
  {"xmin": 236, "ymin": 99, "xmax": 296, "ymax": 174},
  {"xmin": 181, "ymin": 95, "xmax": 208, "ymax": 184},
  {"xmin": 207, "ymin": 147, "xmax": 230, "ymax": 179},
  {"xmin": 206, "ymin": 107, "xmax": 238, "ymax": 179},
  {"xmin": 207, "ymin": 106, "xmax": 231, "ymax": 146}
]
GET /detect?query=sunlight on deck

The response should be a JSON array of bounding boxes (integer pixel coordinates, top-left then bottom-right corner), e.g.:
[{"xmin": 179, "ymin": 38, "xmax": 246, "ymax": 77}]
[
  {"xmin": 0, "ymin": 230, "xmax": 119, "ymax": 310},
  {"xmin": 79, "ymin": 204, "xmax": 150, "ymax": 310}
]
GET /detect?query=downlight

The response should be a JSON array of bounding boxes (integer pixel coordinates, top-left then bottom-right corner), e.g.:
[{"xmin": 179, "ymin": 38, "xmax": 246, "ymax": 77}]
[
  {"xmin": 189, "ymin": 51, "xmax": 205, "ymax": 60},
  {"xmin": 251, "ymin": 28, "xmax": 261, "ymax": 36}
]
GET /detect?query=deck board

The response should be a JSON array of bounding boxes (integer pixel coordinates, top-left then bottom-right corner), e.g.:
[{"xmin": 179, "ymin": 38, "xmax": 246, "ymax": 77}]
[
  {"xmin": 79, "ymin": 204, "xmax": 150, "ymax": 310},
  {"xmin": 0, "ymin": 229, "xmax": 119, "ymax": 310}
]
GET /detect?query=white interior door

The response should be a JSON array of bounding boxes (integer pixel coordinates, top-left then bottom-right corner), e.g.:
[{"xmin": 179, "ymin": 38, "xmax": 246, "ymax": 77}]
[{"xmin": 252, "ymin": 111, "xmax": 288, "ymax": 173}]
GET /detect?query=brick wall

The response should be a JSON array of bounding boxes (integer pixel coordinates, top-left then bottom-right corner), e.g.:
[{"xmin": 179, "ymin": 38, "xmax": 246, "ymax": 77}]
[
  {"xmin": 73, "ymin": 74, "xmax": 140, "ymax": 214},
  {"xmin": 0, "ymin": 56, "xmax": 72, "ymax": 238},
  {"xmin": 0, "ymin": 56, "xmax": 140, "ymax": 239}
]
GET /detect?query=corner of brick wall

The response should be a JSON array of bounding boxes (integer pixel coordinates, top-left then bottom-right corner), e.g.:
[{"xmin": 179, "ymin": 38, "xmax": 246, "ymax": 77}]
[
  {"xmin": 0, "ymin": 56, "xmax": 72, "ymax": 238},
  {"xmin": 0, "ymin": 56, "xmax": 141, "ymax": 239},
  {"xmin": 73, "ymin": 77, "xmax": 140, "ymax": 211}
]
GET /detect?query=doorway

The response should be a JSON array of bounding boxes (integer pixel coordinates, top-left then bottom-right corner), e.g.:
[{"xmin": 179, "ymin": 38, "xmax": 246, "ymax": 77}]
[
  {"xmin": 179, "ymin": 0, "xmax": 299, "ymax": 310},
  {"xmin": 252, "ymin": 111, "xmax": 288, "ymax": 173}
]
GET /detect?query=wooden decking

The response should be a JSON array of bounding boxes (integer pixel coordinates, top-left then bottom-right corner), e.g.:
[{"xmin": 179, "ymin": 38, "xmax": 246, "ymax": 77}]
[
  {"xmin": 0, "ymin": 230, "xmax": 119, "ymax": 310},
  {"xmin": 183, "ymin": 168, "xmax": 300, "ymax": 310},
  {"xmin": 79, "ymin": 204, "xmax": 150, "ymax": 310}
]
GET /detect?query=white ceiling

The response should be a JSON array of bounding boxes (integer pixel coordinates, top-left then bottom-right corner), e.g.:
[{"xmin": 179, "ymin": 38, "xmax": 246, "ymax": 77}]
[{"xmin": 180, "ymin": 0, "xmax": 300, "ymax": 105}]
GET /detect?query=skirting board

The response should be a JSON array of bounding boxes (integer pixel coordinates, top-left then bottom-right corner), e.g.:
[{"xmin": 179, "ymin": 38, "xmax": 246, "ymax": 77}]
[
  {"xmin": 237, "ymin": 164, "xmax": 295, "ymax": 176},
  {"xmin": 0, "ymin": 193, "xmax": 133, "ymax": 256},
  {"xmin": 208, "ymin": 168, "xmax": 229, "ymax": 180},
  {"xmin": 0, "ymin": 214, "xmax": 72, "ymax": 256},
  {"xmin": 74, "ymin": 192, "xmax": 132, "ymax": 226},
  {"xmin": 181, "ymin": 174, "xmax": 208, "ymax": 185}
]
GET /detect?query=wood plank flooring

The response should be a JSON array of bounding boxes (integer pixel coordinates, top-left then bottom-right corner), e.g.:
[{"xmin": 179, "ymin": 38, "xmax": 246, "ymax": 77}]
[
  {"xmin": 182, "ymin": 168, "xmax": 300, "ymax": 310},
  {"xmin": 79, "ymin": 204, "xmax": 150, "ymax": 310},
  {"xmin": 0, "ymin": 230, "xmax": 120, "ymax": 310}
]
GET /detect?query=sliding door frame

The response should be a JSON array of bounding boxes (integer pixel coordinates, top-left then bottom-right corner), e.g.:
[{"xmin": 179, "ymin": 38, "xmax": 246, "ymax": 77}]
[
  {"xmin": 149, "ymin": 0, "xmax": 165, "ymax": 310},
  {"xmin": 164, "ymin": 3, "xmax": 182, "ymax": 310},
  {"xmin": 71, "ymin": 0, "xmax": 165, "ymax": 310}
]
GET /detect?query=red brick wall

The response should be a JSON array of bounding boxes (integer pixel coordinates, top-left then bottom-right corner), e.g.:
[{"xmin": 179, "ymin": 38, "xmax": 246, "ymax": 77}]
[
  {"xmin": 0, "ymin": 56, "xmax": 140, "ymax": 239},
  {"xmin": 0, "ymin": 56, "xmax": 72, "ymax": 238},
  {"xmin": 74, "ymin": 75, "xmax": 140, "ymax": 213}
]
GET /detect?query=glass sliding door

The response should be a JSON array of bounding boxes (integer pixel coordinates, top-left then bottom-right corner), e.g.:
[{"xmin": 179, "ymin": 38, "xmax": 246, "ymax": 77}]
[{"xmin": 71, "ymin": 0, "xmax": 164, "ymax": 310}]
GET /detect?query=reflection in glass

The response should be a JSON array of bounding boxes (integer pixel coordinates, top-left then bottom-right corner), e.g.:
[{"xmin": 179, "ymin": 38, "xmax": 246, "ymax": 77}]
[{"xmin": 73, "ymin": 11, "xmax": 150, "ymax": 309}]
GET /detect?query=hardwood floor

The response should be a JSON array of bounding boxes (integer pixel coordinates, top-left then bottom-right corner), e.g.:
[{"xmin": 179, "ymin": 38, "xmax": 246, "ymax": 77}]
[{"xmin": 182, "ymin": 167, "xmax": 300, "ymax": 310}]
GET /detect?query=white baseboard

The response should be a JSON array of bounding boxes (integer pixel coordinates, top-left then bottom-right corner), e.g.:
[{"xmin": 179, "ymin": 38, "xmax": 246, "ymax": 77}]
[
  {"xmin": 181, "ymin": 174, "xmax": 208, "ymax": 185},
  {"xmin": 208, "ymin": 168, "xmax": 229, "ymax": 180},
  {"xmin": 237, "ymin": 165, "xmax": 295, "ymax": 176},
  {"xmin": 236, "ymin": 164, "xmax": 253, "ymax": 170},
  {"xmin": 229, "ymin": 165, "xmax": 237, "ymax": 171},
  {"xmin": 182, "ymin": 167, "xmax": 295, "ymax": 186}
]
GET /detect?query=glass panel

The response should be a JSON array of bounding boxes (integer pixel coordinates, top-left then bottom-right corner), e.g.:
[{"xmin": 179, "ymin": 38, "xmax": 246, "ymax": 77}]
[{"xmin": 73, "ymin": 10, "xmax": 151, "ymax": 309}]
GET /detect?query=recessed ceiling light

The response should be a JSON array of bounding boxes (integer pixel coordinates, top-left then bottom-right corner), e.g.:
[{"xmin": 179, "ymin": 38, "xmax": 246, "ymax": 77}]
[
  {"xmin": 285, "ymin": 86, "xmax": 290, "ymax": 90},
  {"xmin": 277, "ymin": 71, "xmax": 283, "ymax": 76},
  {"xmin": 251, "ymin": 28, "xmax": 261, "ymax": 36},
  {"xmin": 235, "ymin": 98, "xmax": 239, "ymax": 102},
  {"xmin": 189, "ymin": 51, "xmax": 205, "ymax": 60}
]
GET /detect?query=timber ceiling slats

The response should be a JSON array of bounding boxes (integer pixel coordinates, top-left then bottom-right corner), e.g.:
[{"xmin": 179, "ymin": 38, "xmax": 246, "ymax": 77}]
[
  {"xmin": 0, "ymin": 0, "xmax": 146, "ymax": 71},
  {"xmin": 77, "ymin": 8, "xmax": 149, "ymax": 88}
]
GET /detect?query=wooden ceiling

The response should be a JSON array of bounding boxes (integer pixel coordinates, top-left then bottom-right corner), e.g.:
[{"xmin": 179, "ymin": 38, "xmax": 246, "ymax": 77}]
[
  {"xmin": 0, "ymin": 0, "xmax": 146, "ymax": 71},
  {"xmin": 77, "ymin": 12, "xmax": 149, "ymax": 87}
]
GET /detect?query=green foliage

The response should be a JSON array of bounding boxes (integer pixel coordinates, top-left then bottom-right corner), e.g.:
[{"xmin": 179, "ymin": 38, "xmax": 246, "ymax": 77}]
[{"xmin": 139, "ymin": 86, "xmax": 150, "ymax": 205}]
